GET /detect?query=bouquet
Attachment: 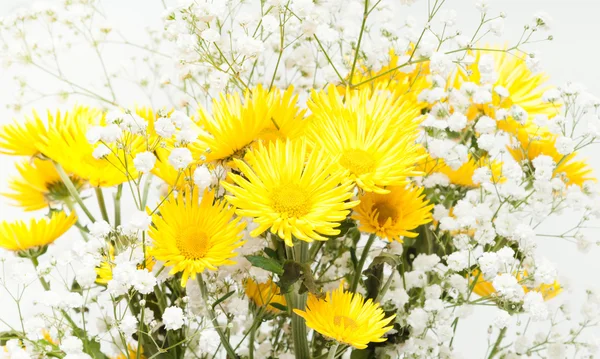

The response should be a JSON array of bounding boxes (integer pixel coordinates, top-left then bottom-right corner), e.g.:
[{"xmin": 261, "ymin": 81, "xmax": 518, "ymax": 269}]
[{"xmin": 0, "ymin": 0, "xmax": 599, "ymax": 358}]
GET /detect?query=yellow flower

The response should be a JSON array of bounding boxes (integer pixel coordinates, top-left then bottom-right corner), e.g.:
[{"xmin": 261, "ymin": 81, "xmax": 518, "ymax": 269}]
[
  {"xmin": 96, "ymin": 245, "xmax": 155, "ymax": 285},
  {"xmin": 2, "ymin": 159, "xmax": 84, "ymax": 211},
  {"xmin": 222, "ymin": 139, "xmax": 358, "ymax": 246},
  {"xmin": 35, "ymin": 106, "xmax": 144, "ymax": 187},
  {"xmin": 151, "ymin": 147, "xmax": 196, "ymax": 190},
  {"xmin": 244, "ymin": 277, "xmax": 287, "ymax": 314},
  {"xmin": 471, "ymin": 270, "xmax": 562, "ymax": 301},
  {"xmin": 193, "ymin": 86, "xmax": 306, "ymax": 163},
  {"xmin": 293, "ymin": 283, "xmax": 395, "ymax": 349},
  {"xmin": 149, "ymin": 188, "xmax": 246, "ymax": 286},
  {"xmin": 352, "ymin": 185, "xmax": 433, "ymax": 242},
  {"xmin": 509, "ymin": 130, "xmax": 595, "ymax": 186},
  {"xmin": 0, "ymin": 110, "xmax": 54, "ymax": 156},
  {"xmin": 307, "ymin": 85, "xmax": 423, "ymax": 194},
  {"xmin": 455, "ymin": 49, "xmax": 557, "ymax": 132},
  {"xmin": 0, "ymin": 211, "xmax": 77, "ymax": 252},
  {"xmin": 418, "ymin": 154, "xmax": 504, "ymax": 188},
  {"xmin": 346, "ymin": 50, "xmax": 430, "ymax": 103}
]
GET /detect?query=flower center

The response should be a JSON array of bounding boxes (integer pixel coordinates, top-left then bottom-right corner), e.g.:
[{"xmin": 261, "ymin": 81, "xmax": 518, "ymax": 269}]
[
  {"xmin": 374, "ymin": 201, "xmax": 398, "ymax": 226},
  {"xmin": 333, "ymin": 315, "xmax": 359, "ymax": 330},
  {"xmin": 270, "ymin": 183, "xmax": 311, "ymax": 218},
  {"xmin": 339, "ymin": 149, "xmax": 376, "ymax": 176},
  {"xmin": 176, "ymin": 228, "xmax": 210, "ymax": 259}
]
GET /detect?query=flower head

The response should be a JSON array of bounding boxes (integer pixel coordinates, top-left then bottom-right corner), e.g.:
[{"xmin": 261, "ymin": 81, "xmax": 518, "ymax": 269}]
[
  {"xmin": 149, "ymin": 188, "xmax": 246, "ymax": 286},
  {"xmin": 244, "ymin": 277, "xmax": 287, "ymax": 313},
  {"xmin": 0, "ymin": 211, "xmax": 77, "ymax": 252},
  {"xmin": 307, "ymin": 85, "xmax": 423, "ymax": 194},
  {"xmin": 2, "ymin": 159, "xmax": 83, "ymax": 211},
  {"xmin": 223, "ymin": 139, "xmax": 358, "ymax": 246},
  {"xmin": 352, "ymin": 185, "xmax": 433, "ymax": 242},
  {"xmin": 294, "ymin": 283, "xmax": 395, "ymax": 349}
]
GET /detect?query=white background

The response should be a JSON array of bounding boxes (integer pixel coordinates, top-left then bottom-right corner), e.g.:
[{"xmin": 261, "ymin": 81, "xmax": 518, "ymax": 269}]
[{"xmin": 1, "ymin": 0, "xmax": 600, "ymax": 357}]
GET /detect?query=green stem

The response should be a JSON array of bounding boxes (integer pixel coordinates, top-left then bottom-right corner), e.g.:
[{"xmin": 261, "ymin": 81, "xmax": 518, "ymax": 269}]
[
  {"xmin": 327, "ymin": 343, "xmax": 340, "ymax": 359},
  {"xmin": 375, "ymin": 271, "xmax": 394, "ymax": 302},
  {"xmin": 248, "ymin": 325, "xmax": 256, "ymax": 359},
  {"xmin": 141, "ymin": 174, "xmax": 153, "ymax": 208},
  {"xmin": 348, "ymin": 0, "xmax": 369, "ymax": 85},
  {"xmin": 95, "ymin": 187, "xmax": 110, "ymax": 223},
  {"xmin": 53, "ymin": 162, "xmax": 96, "ymax": 222},
  {"xmin": 350, "ymin": 233, "xmax": 376, "ymax": 293},
  {"xmin": 488, "ymin": 327, "xmax": 507, "ymax": 359},
  {"xmin": 285, "ymin": 242, "xmax": 310, "ymax": 359},
  {"xmin": 197, "ymin": 275, "xmax": 238, "ymax": 359},
  {"xmin": 114, "ymin": 184, "xmax": 123, "ymax": 227}
]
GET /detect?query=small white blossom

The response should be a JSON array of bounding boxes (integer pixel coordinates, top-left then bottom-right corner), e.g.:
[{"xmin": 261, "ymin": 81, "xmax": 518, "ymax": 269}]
[
  {"xmin": 163, "ymin": 306, "xmax": 185, "ymax": 330},
  {"xmin": 133, "ymin": 151, "xmax": 157, "ymax": 173},
  {"xmin": 169, "ymin": 147, "xmax": 193, "ymax": 170}
]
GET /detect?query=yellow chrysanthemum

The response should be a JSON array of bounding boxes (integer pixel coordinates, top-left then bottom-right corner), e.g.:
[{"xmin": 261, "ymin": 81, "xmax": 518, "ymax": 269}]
[
  {"xmin": 149, "ymin": 189, "xmax": 246, "ymax": 286},
  {"xmin": 193, "ymin": 86, "xmax": 307, "ymax": 163},
  {"xmin": 2, "ymin": 158, "xmax": 83, "ymax": 211},
  {"xmin": 352, "ymin": 185, "xmax": 433, "ymax": 242},
  {"xmin": 418, "ymin": 154, "xmax": 504, "ymax": 187},
  {"xmin": 471, "ymin": 270, "xmax": 562, "ymax": 301},
  {"xmin": 0, "ymin": 211, "xmax": 77, "ymax": 252},
  {"xmin": 35, "ymin": 106, "xmax": 145, "ymax": 187},
  {"xmin": 95, "ymin": 245, "xmax": 156, "ymax": 285},
  {"xmin": 509, "ymin": 130, "xmax": 595, "ymax": 186},
  {"xmin": 0, "ymin": 110, "xmax": 55, "ymax": 156},
  {"xmin": 244, "ymin": 278, "xmax": 287, "ymax": 314},
  {"xmin": 307, "ymin": 85, "xmax": 423, "ymax": 194},
  {"xmin": 455, "ymin": 49, "xmax": 557, "ymax": 132},
  {"xmin": 346, "ymin": 50, "xmax": 431, "ymax": 103},
  {"xmin": 223, "ymin": 139, "xmax": 358, "ymax": 246},
  {"xmin": 293, "ymin": 283, "xmax": 395, "ymax": 349},
  {"xmin": 151, "ymin": 147, "xmax": 196, "ymax": 190}
]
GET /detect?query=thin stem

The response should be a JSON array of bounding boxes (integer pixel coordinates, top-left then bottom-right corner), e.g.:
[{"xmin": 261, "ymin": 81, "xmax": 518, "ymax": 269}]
[
  {"xmin": 488, "ymin": 327, "xmax": 507, "ymax": 359},
  {"xmin": 348, "ymin": 0, "xmax": 369, "ymax": 85},
  {"xmin": 54, "ymin": 162, "xmax": 96, "ymax": 222},
  {"xmin": 327, "ymin": 343, "xmax": 340, "ymax": 359},
  {"xmin": 248, "ymin": 325, "xmax": 256, "ymax": 359},
  {"xmin": 95, "ymin": 187, "xmax": 110, "ymax": 223},
  {"xmin": 197, "ymin": 275, "xmax": 238, "ymax": 359},
  {"xmin": 375, "ymin": 272, "xmax": 394, "ymax": 302},
  {"xmin": 350, "ymin": 233, "xmax": 376, "ymax": 293},
  {"xmin": 113, "ymin": 184, "xmax": 123, "ymax": 227}
]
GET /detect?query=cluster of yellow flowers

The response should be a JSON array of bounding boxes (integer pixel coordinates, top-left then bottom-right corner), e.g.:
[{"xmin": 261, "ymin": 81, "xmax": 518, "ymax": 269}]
[{"xmin": 0, "ymin": 49, "xmax": 595, "ymax": 354}]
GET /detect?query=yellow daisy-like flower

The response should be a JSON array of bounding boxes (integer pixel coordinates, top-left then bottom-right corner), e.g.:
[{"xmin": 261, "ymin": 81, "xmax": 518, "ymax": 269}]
[
  {"xmin": 149, "ymin": 188, "xmax": 246, "ymax": 286},
  {"xmin": 307, "ymin": 85, "xmax": 423, "ymax": 194},
  {"xmin": 293, "ymin": 283, "xmax": 395, "ymax": 349},
  {"xmin": 194, "ymin": 85, "xmax": 306, "ymax": 163},
  {"xmin": 37, "ymin": 106, "xmax": 145, "ymax": 187},
  {"xmin": 95, "ymin": 245, "xmax": 156, "ymax": 285},
  {"xmin": 471, "ymin": 270, "xmax": 562, "ymax": 301},
  {"xmin": 418, "ymin": 154, "xmax": 504, "ymax": 188},
  {"xmin": 2, "ymin": 159, "xmax": 83, "ymax": 211},
  {"xmin": 455, "ymin": 49, "xmax": 557, "ymax": 132},
  {"xmin": 0, "ymin": 110, "xmax": 54, "ymax": 156},
  {"xmin": 509, "ymin": 130, "xmax": 595, "ymax": 186},
  {"xmin": 244, "ymin": 277, "xmax": 287, "ymax": 314},
  {"xmin": 222, "ymin": 139, "xmax": 358, "ymax": 246},
  {"xmin": 352, "ymin": 185, "xmax": 433, "ymax": 242},
  {"xmin": 0, "ymin": 211, "xmax": 77, "ymax": 252},
  {"xmin": 346, "ymin": 50, "xmax": 431, "ymax": 103}
]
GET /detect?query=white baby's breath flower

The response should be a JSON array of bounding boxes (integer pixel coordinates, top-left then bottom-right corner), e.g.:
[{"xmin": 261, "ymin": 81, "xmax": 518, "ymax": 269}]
[
  {"xmin": 133, "ymin": 151, "xmax": 157, "ymax": 173},
  {"xmin": 169, "ymin": 147, "xmax": 193, "ymax": 170}
]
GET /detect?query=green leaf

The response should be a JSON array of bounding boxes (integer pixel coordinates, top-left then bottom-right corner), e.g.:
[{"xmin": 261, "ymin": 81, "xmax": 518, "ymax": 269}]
[
  {"xmin": 363, "ymin": 254, "xmax": 401, "ymax": 300},
  {"xmin": 278, "ymin": 261, "xmax": 304, "ymax": 293},
  {"xmin": 350, "ymin": 348, "xmax": 373, "ymax": 359},
  {"xmin": 246, "ymin": 255, "xmax": 284, "ymax": 275},
  {"xmin": 268, "ymin": 302, "xmax": 288, "ymax": 312},
  {"xmin": 0, "ymin": 331, "xmax": 21, "ymax": 346},
  {"xmin": 212, "ymin": 290, "xmax": 235, "ymax": 310},
  {"xmin": 264, "ymin": 247, "xmax": 278, "ymax": 259},
  {"xmin": 298, "ymin": 263, "xmax": 320, "ymax": 296}
]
